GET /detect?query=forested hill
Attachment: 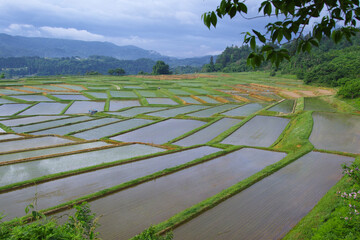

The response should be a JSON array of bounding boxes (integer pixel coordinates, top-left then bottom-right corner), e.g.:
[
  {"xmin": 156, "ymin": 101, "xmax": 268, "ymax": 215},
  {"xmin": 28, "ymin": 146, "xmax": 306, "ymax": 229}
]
[
  {"xmin": 204, "ymin": 33, "xmax": 360, "ymax": 87},
  {"xmin": 0, "ymin": 56, "xmax": 156, "ymax": 77},
  {"xmin": 0, "ymin": 33, "xmax": 212, "ymax": 68}
]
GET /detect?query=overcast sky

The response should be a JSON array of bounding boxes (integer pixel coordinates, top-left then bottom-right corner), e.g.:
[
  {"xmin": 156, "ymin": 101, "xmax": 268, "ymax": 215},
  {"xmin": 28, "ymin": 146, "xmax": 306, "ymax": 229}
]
[{"xmin": 0, "ymin": 0, "xmax": 273, "ymax": 58}]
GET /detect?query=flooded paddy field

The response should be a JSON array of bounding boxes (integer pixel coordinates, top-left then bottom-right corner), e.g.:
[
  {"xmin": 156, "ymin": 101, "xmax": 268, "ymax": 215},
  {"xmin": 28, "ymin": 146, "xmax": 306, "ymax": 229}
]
[
  {"xmin": 173, "ymin": 152, "xmax": 353, "ymax": 239},
  {"xmin": 11, "ymin": 116, "xmax": 91, "ymax": 133},
  {"xmin": 268, "ymin": 99, "xmax": 295, "ymax": 113},
  {"xmin": 222, "ymin": 103, "xmax": 268, "ymax": 116},
  {"xmin": 0, "ymin": 73, "xmax": 357, "ymax": 239},
  {"xmin": 174, "ymin": 118, "xmax": 242, "ymax": 146},
  {"xmin": 72, "ymin": 118, "xmax": 154, "ymax": 140},
  {"xmin": 0, "ymin": 103, "xmax": 31, "ymax": 116},
  {"xmin": 0, "ymin": 144, "xmax": 163, "ymax": 187},
  {"xmin": 58, "ymin": 148, "xmax": 286, "ymax": 239},
  {"xmin": 221, "ymin": 115, "xmax": 290, "ymax": 147},
  {"xmin": 19, "ymin": 102, "xmax": 68, "ymax": 115},
  {"xmin": 0, "ymin": 136, "xmax": 74, "ymax": 153},
  {"xmin": 0, "ymin": 146, "xmax": 219, "ymax": 220},
  {"xmin": 310, "ymin": 112, "xmax": 360, "ymax": 153},
  {"xmin": 111, "ymin": 119, "xmax": 206, "ymax": 144}
]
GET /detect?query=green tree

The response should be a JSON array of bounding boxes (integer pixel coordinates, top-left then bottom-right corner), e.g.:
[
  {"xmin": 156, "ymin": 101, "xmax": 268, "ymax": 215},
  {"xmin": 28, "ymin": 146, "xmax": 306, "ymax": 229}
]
[
  {"xmin": 152, "ymin": 61, "xmax": 171, "ymax": 75},
  {"xmin": 338, "ymin": 79, "xmax": 360, "ymax": 98},
  {"xmin": 114, "ymin": 68, "xmax": 125, "ymax": 75},
  {"xmin": 0, "ymin": 73, "xmax": 4, "ymax": 79},
  {"xmin": 203, "ymin": 0, "xmax": 360, "ymax": 68},
  {"xmin": 108, "ymin": 69, "xmax": 115, "ymax": 75}
]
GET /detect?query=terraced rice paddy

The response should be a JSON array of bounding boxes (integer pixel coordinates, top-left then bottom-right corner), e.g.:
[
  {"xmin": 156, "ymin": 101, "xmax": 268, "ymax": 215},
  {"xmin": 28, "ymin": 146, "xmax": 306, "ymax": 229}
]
[
  {"xmin": 111, "ymin": 119, "xmax": 206, "ymax": 144},
  {"xmin": 0, "ymin": 73, "xmax": 358, "ymax": 240},
  {"xmin": 8, "ymin": 95, "xmax": 54, "ymax": 102},
  {"xmin": 173, "ymin": 152, "xmax": 353, "ymax": 239},
  {"xmin": 0, "ymin": 146, "xmax": 219, "ymax": 220},
  {"xmin": 0, "ymin": 103, "xmax": 31, "ymax": 116},
  {"xmin": 222, "ymin": 103, "xmax": 268, "ymax": 116},
  {"xmin": 19, "ymin": 102, "xmax": 68, "ymax": 115},
  {"xmin": 310, "ymin": 112, "xmax": 360, "ymax": 153},
  {"xmin": 221, "ymin": 115, "xmax": 290, "ymax": 147}
]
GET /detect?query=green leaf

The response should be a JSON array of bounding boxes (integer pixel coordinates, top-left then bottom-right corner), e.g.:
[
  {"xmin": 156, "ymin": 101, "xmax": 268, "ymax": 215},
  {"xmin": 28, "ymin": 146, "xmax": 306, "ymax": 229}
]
[
  {"xmin": 210, "ymin": 11, "xmax": 217, "ymax": 27},
  {"xmin": 250, "ymin": 37, "xmax": 256, "ymax": 50},
  {"xmin": 229, "ymin": 6, "xmax": 237, "ymax": 18},
  {"xmin": 238, "ymin": 3, "xmax": 248, "ymax": 13},
  {"xmin": 261, "ymin": 45, "xmax": 274, "ymax": 52},
  {"xmin": 253, "ymin": 30, "xmax": 266, "ymax": 43},
  {"xmin": 264, "ymin": 2, "xmax": 272, "ymax": 16}
]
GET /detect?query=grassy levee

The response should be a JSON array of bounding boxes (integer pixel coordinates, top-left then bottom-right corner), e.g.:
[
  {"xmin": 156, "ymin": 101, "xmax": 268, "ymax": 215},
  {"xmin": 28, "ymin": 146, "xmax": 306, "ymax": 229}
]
[
  {"xmin": 3, "ymin": 146, "xmax": 229, "ymax": 226},
  {"xmin": 104, "ymin": 98, "xmax": 110, "ymax": 111},
  {"xmin": 0, "ymin": 123, "xmax": 15, "ymax": 133},
  {"xmin": 284, "ymin": 155, "xmax": 360, "ymax": 240},
  {"xmin": 59, "ymin": 100, "xmax": 74, "ymax": 114},
  {"xmin": 133, "ymin": 90, "xmax": 149, "ymax": 106},
  {"xmin": 294, "ymin": 97, "xmax": 305, "ymax": 112},
  {"xmin": 140, "ymin": 144, "xmax": 313, "ymax": 238},
  {"xmin": 80, "ymin": 91, "xmax": 98, "ymax": 100},
  {"xmin": 273, "ymin": 111, "xmax": 314, "ymax": 152}
]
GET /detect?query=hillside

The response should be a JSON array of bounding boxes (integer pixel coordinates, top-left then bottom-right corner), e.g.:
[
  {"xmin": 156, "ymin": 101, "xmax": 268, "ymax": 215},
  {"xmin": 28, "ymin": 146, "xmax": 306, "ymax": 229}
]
[{"xmin": 0, "ymin": 33, "xmax": 212, "ymax": 68}]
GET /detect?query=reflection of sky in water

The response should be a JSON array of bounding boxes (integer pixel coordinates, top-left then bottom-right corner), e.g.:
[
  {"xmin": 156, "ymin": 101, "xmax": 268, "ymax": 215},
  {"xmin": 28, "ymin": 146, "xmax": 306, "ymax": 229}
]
[
  {"xmin": 310, "ymin": 112, "xmax": 360, "ymax": 153},
  {"xmin": 0, "ymin": 144, "xmax": 164, "ymax": 187}
]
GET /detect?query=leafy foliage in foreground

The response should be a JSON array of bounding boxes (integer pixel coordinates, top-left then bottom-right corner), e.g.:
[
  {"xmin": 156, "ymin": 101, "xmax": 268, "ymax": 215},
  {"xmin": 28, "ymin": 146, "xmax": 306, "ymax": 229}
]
[
  {"xmin": 0, "ymin": 202, "xmax": 100, "ymax": 240},
  {"xmin": 310, "ymin": 163, "xmax": 360, "ymax": 240},
  {"xmin": 203, "ymin": 0, "xmax": 360, "ymax": 68}
]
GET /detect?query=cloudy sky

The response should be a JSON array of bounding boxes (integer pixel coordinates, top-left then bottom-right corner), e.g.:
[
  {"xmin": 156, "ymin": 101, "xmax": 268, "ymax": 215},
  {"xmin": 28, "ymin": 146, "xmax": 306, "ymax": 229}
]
[{"xmin": 0, "ymin": 0, "xmax": 272, "ymax": 58}]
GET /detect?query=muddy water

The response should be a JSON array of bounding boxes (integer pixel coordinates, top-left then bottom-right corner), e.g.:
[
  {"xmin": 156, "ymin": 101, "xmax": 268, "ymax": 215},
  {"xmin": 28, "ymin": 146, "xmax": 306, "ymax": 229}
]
[
  {"xmin": 268, "ymin": 100, "xmax": 295, "ymax": 113},
  {"xmin": 173, "ymin": 152, "xmax": 353, "ymax": 240},
  {"xmin": 111, "ymin": 119, "xmax": 206, "ymax": 144},
  {"xmin": 222, "ymin": 103, "xmax": 268, "ymax": 116},
  {"xmin": 148, "ymin": 105, "xmax": 208, "ymax": 118},
  {"xmin": 109, "ymin": 100, "xmax": 140, "ymax": 111},
  {"xmin": 72, "ymin": 118, "xmax": 153, "ymax": 140},
  {"xmin": 0, "ymin": 141, "xmax": 108, "ymax": 163},
  {"xmin": 59, "ymin": 148, "xmax": 286, "ymax": 239},
  {"xmin": 0, "ymin": 146, "xmax": 219, "ymax": 220},
  {"xmin": 179, "ymin": 97, "xmax": 201, "ymax": 104},
  {"xmin": 304, "ymin": 97, "xmax": 336, "ymax": 112},
  {"xmin": 174, "ymin": 118, "xmax": 242, "ymax": 147},
  {"xmin": 111, "ymin": 107, "xmax": 166, "ymax": 117},
  {"xmin": 0, "ymin": 103, "xmax": 31, "ymax": 116},
  {"xmin": 65, "ymin": 101, "xmax": 105, "ymax": 114},
  {"xmin": 221, "ymin": 115, "xmax": 290, "ymax": 147},
  {"xmin": 0, "ymin": 116, "xmax": 66, "ymax": 126},
  {"xmin": 19, "ymin": 102, "xmax": 68, "ymax": 115},
  {"xmin": 187, "ymin": 104, "xmax": 238, "ymax": 118},
  {"xmin": 0, "ymin": 136, "xmax": 73, "ymax": 153},
  {"xmin": 31, "ymin": 118, "xmax": 120, "ymax": 135},
  {"xmin": 146, "ymin": 98, "xmax": 178, "ymax": 105},
  {"xmin": 12, "ymin": 116, "xmax": 90, "ymax": 133},
  {"xmin": 310, "ymin": 112, "xmax": 360, "ymax": 153},
  {"xmin": 9, "ymin": 95, "xmax": 54, "ymax": 102},
  {"xmin": 0, "ymin": 144, "xmax": 163, "ymax": 187}
]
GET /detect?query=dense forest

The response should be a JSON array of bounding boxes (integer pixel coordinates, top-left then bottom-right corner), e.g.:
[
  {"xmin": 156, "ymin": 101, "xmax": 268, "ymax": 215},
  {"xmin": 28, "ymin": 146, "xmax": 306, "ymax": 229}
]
[{"xmin": 202, "ymin": 32, "xmax": 360, "ymax": 98}]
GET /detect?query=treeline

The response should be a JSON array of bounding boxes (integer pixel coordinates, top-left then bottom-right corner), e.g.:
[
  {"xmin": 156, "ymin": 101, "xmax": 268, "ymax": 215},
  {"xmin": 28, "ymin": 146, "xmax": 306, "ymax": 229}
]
[
  {"xmin": 0, "ymin": 56, "xmax": 155, "ymax": 77},
  {"xmin": 204, "ymin": 32, "xmax": 360, "ymax": 85}
]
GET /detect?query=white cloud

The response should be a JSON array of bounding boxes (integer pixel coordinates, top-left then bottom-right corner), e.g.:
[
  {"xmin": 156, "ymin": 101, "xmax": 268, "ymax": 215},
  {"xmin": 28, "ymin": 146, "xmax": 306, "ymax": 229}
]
[{"xmin": 4, "ymin": 24, "xmax": 105, "ymax": 41}]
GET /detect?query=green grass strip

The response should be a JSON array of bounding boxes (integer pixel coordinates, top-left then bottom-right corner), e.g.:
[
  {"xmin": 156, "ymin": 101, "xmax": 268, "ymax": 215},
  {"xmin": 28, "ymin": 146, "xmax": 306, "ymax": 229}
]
[
  {"xmin": 60, "ymin": 101, "xmax": 74, "ymax": 114},
  {"xmin": 294, "ymin": 97, "xmax": 304, "ymax": 112},
  {"xmin": 133, "ymin": 90, "xmax": 148, "ymax": 106},
  {"xmin": 0, "ymin": 123, "xmax": 15, "ymax": 133},
  {"xmin": 104, "ymin": 98, "xmax": 110, "ymax": 111},
  {"xmin": 273, "ymin": 111, "xmax": 314, "ymax": 152}
]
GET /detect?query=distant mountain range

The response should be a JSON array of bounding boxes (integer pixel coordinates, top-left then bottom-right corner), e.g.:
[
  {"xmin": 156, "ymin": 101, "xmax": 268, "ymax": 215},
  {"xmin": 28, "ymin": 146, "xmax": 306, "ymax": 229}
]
[{"xmin": 0, "ymin": 33, "xmax": 213, "ymax": 67}]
